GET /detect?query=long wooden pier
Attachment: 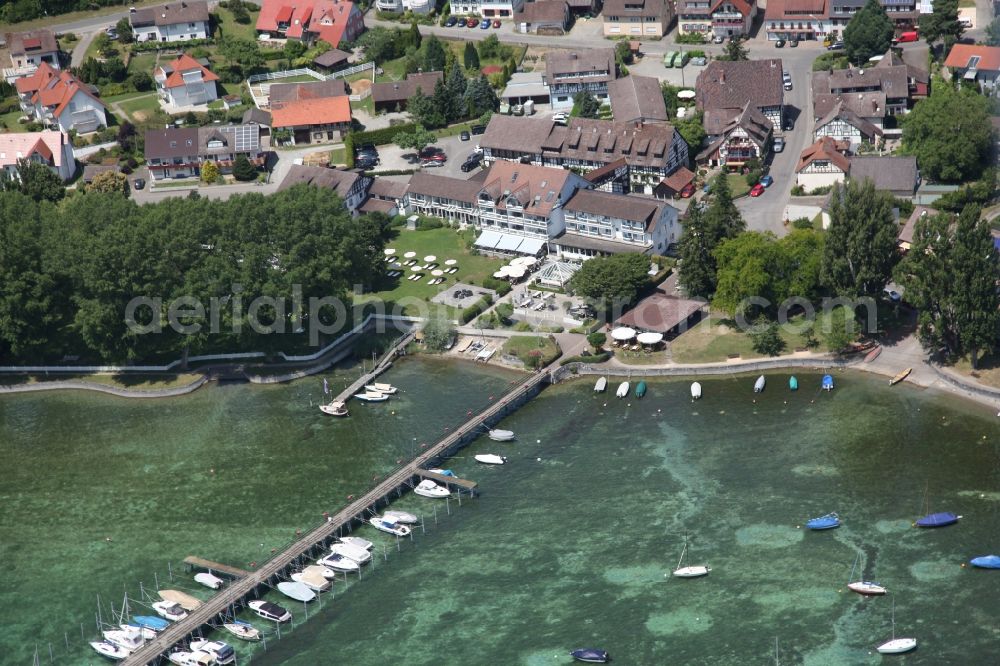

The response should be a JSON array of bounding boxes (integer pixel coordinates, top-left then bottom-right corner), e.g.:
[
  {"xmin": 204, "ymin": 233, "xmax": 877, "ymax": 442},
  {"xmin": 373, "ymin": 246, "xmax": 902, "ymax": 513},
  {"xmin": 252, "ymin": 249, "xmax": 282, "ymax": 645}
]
[
  {"xmin": 333, "ymin": 329, "xmax": 415, "ymax": 406},
  {"xmin": 182, "ymin": 556, "xmax": 250, "ymax": 580},
  {"xmin": 122, "ymin": 366, "xmax": 552, "ymax": 664}
]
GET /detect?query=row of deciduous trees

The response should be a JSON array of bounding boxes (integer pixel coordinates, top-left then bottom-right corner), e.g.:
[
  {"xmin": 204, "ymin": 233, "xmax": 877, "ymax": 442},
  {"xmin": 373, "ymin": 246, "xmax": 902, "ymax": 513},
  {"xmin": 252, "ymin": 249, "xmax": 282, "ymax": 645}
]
[{"xmin": 0, "ymin": 186, "xmax": 392, "ymax": 364}]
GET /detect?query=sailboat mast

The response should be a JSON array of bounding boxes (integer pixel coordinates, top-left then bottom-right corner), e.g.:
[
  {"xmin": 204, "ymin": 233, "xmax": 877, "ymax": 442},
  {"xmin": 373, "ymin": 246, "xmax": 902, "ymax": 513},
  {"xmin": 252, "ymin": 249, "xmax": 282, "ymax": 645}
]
[{"xmin": 675, "ymin": 541, "xmax": 687, "ymax": 570}]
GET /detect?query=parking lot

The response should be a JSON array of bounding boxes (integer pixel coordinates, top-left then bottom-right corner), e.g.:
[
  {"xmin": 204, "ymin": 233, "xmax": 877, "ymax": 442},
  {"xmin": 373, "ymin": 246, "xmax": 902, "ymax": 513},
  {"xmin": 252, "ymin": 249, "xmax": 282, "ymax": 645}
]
[{"xmin": 373, "ymin": 131, "xmax": 487, "ymax": 178}]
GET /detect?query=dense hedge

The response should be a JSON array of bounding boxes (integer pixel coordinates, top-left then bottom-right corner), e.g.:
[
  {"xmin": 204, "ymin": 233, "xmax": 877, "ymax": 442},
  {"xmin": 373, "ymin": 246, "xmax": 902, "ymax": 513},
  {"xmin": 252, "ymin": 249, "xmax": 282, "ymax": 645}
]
[
  {"xmin": 482, "ymin": 276, "xmax": 511, "ymax": 296},
  {"xmin": 131, "ymin": 38, "xmax": 214, "ymax": 52},
  {"xmin": 559, "ymin": 352, "xmax": 612, "ymax": 366},
  {"xmin": 460, "ymin": 296, "xmax": 492, "ymax": 324},
  {"xmin": 349, "ymin": 123, "xmax": 418, "ymax": 147},
  {"xmin": 343, "ymin": 134, "xmax": 356, "ymax": 169}
]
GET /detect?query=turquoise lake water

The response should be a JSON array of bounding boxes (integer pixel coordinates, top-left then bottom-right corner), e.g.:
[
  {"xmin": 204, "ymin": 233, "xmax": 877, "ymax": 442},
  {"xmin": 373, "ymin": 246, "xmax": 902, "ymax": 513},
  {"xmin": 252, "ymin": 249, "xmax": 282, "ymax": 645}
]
[{"xmin": 3, "ymin": 361, "xmax": 1000, "ymax": 665}]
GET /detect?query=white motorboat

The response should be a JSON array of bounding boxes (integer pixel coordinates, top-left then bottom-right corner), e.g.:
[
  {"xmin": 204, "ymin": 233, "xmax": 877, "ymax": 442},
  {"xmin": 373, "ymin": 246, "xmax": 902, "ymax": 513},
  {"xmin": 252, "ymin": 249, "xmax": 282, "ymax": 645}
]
[
  {"xmin": 121, "ymin": 624, "xmax": 156, "ymax": 641},
  {"xmin": 753, "ymin": 375, "xmax": 766, "ymax": 393},
  {"xmin": 248, "ymin": 599, "xmax": 291, "ymax": 623},
  {"xmin": 594, "ymin": 377, "xmax": 607, "ymax": 393},
  {"xmin": 876, "ymin": 598, "xmax": 916, "ymax": 654},
  {"xmin": 222, "ymin": 620, "xmax": 261, "ymax": 642},
  {"xmin": 414, "ymin": 479, "xmax": 451, "ymax": 498},
  {"xmin": 103, "ymin": 625, "xmax": 147, "ymax": 651},
  {"xmin": 168, "ymin": 650, "xmax": 215, "ymax": 666},
  {"xmin": 340, "ymin": 536, "xmax": 374, "ymax": 551},
  {"xmin": 691, "ymin": 382, "xmax": 702, "ymax": 400},
  {"xmin": 384, "ymin": 509, "xmax": 419, "ymax": 524},
  {"xmin": 354, "ymin": 391, "xmax": 389, "ymax": 402},
  {"xmin": 616, "ymin": 381, "xmax": 630, "ymax": 398},
  {"xmin": 278, "ymin": 580, "xmax": 316, "ymax": 602},
  {"xmin": 330, "ymin": 541, "xmax": 372, "ymax": 563},
  {"xmin": 319, "ymin": 400, "xmax": 349, "ymax": 416},
  {"xmin": 672, "ymin": 542, "xmax": 711, "ymax": 578},
  {"xmin": 367, "ymin": 382, "xmax": 398, "ymax": 394},
  {"xmin": 194, "ymin": 572, "xmax": 224, "ymax": 590},
  {"xmin": 488, "ymin": 428, "xmax": 515, "ymax": 442},
  {"xmin": 847, "ymin": 581, "xmax": 887, "ymax": 595},
  {"xmin": 152, "ymin": 600, "xmax": 187, "ymax": 622},
  {"xmin": 475, "ymin": 454, "xmax": 507, "ymax": 465},
  {"xmin": 303, "ymin": 563, "xmax": 338, "ymax": 580},
  {"xmin": 190, "ymin": 640, "xmax": 236, "ymax": 664},
  {"xmin": 158, "ymin": 589, "xmax": 202, "ymax": 611},
  {"xmin": 318, "ymin": 552, "xmax": 361, "ymax": 572},
  {"xmin": 369, "ymin": 515, "xmax": 412, "ymax": 537},
  {"xmin": 292, "ymin": 570, "xmax": 331, "ymax": 592},
  {"xmin": 91, "ymin": 640, "xmax": 130, "ymax": 660},
  {"xmin": 166, "ymin": 651, "xmax": 193, "ymax": 666}
]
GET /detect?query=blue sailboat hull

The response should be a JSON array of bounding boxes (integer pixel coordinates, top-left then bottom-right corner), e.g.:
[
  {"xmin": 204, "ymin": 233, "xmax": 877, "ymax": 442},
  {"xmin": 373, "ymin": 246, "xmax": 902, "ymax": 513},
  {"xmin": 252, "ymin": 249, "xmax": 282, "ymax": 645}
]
[
  {"xmin": 789, "ymin": 376, "xmax": 798, "ymax": 391},
  {"xmin": 915, "ymin": 511, "xmax": 959, "ymax": 528},
  {"xmin": 822, "ymin": 374, "xmax": 834, "ymax": 391},
  {"xmin": 133, "ymin": 615, "xmax": 170, "ymax": 631},
  {"xmin": 635, "ymin": 381, "xmax": 647, "ymax": 398},
  {"xmin": 571, "ymin": 648, "xmax": 610, "ymax": 663},
  {"xmin": 971, "ymin": 555, "xmax": 1000, "ymax": 569},
  {"xmin": 805, "ymin": 512, "xmax": 841, "ymax": 530}
]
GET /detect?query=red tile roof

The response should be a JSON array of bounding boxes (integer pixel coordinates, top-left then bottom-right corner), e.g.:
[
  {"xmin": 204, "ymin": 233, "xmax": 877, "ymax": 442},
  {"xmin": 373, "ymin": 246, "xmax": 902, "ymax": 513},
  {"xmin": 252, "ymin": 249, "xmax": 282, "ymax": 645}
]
[
  {"xmin": 944, "ymin": 44, "xmax": 1000, "ymax": 72},
  {"xmin": 0, "ymin": 131, "xmax": 68, "ymax": 168},
  {"xmin": 15, "ymin": 62, "xmax": 106, "ymax": 118},
  {"xmin": 156, "ymin": 53, "xmax": 218, "ymax": 89},
  {"xmin": 257, "ymin": 0, "xmax": 360, "ymax": 48},
  {"xmin": 270, "ymin": 95, "xmax": 352, "ymax": 128},
  {"xmin": 796, "ymin": 137, "xmax": 850, "ymax": 173}
]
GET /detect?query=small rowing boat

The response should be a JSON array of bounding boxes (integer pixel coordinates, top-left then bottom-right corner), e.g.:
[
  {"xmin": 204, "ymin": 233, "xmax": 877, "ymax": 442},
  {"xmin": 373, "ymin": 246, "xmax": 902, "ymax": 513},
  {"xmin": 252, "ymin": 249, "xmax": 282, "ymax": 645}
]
[
  {"xmin": 754, "ymin": 375, "xmax": 766, "ymax": 393},
  {"xmin": 594, "ymin": 377, "xmax": 607, "ymax": 393},
  {"xmin": 488, "ymin": 428, "xmax": 515, "ymax": 442},
  {"xmin": 890, "ymin": 368, "xmax": 912, "ymax": 386},
  {"xmin": 789, "ymin": 376, "xmax": 798, "ymax": 391},
  {"xmin": 635, "ymin": 381, "xmax": 647, "ymax": 398},
  {"xmin": 319, "ymin": 400, "xmax": 348, "ymax": 416},
  {"xmin": 805, "ymin": 512, "xmax": 840, "ymax": 530},
  {"xmin": 822, "ymin": 374, "xmax": 834, "ymax": 391},
  {"xmin": 366, "ymin": 383, "xmax": 397, "ymax": 394},
  {"xmin": 616, "ymin": 381, "xmax": 630, "ymax": 398},
  {"xmin": 691, "ymin": 382, "xmax": 701, "ymax": 399},
  {"xmin": 864, "ymin": 345, "xmax": 882, "ymax": 363}
]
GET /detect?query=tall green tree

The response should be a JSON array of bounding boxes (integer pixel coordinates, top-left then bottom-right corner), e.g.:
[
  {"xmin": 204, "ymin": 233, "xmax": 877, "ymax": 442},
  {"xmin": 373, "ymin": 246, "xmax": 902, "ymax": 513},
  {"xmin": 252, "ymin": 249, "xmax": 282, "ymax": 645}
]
[
  {"xmin": 5, "ymin": 159, "xmax": 66, "ymax": 203},
  {"xmin": 217, "ymin": 37, "xmax": 263, "ymax": 73},
  {"xmin": 464, "ymin": 75, "xmax": 500, "ymax": 116},
  {"xmin": 821, "ymin": 179, "xmax": 898, "ymax": 299},
  {"xmin": 713, "ymin": 232, "xmax": 783, "ymax": 317},
  {"xmin": 843, "ymin": 0, "xmax": 894, "ymax": 64},
  {"xmin": 986, "ymin": 17, "xmax": 1000, "ymax": 46},
  {"xmin": 232, "ymin": 154, "xmax": 258, "ymax": 182},
  {"xmin": 422, "ymin": 35, "xmax": 447, "ymax": 72},
  {"xmin": 444, "ymin": 63, "xmax": 468, "ymax": 120},
  {"xmin": 463, "ymin": 41, "xmax": 480, "ymax": 71},
  {"xmin": 568, "ymin": 253, "xmax": 650, "ymax": 308},
  {"xmin": 407, "ymin": 20, "xmax": 423, "ymax": 50},
  {"xmin": 677, "ymin": 202, "xmax": 717, "ymax": 299},
  {"xmin": 396, "ymin": 124, "xmax": 437, "ymax": 154},
  {"xmin": 919, "ymin": 0, "xmax": 964, "ymax": 49},
  {"xmin": 723, "ymin": 35, "xmax": 749, "ymax": 61},
  {"xmin": 573, "ymin": 91, "xmax": 601, "ymax": 119},
  {"xmin": 114, "ymin": 17, "xmax": 133, "ymax": 42},
  {"xmin": 407, "ymin": 88, "xmax": 446, "ymax": 128},
  {"xmin": 951, "ymin": 206, "xmax": 999, "ymax": 367},
  {"xmin": 901, "ymin": 78, "xmax": 992, "ymax": 183},
  {"xmin": 703, "ymin": 171, "xmax": 745, "ymax": 243}
]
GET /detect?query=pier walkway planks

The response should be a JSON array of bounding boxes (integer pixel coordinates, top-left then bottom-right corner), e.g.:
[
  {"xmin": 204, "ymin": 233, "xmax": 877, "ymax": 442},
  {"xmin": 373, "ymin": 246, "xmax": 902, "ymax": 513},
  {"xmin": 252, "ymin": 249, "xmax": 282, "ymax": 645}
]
[{"xmin": 122, "ymin": 365, "xmax": 550, "ymax": 664}]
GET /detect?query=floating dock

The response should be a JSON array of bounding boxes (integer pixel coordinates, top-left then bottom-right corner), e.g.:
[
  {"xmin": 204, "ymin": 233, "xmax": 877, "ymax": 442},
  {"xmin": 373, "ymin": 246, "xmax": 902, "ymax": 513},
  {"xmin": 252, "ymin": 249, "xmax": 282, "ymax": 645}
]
[
  {"xmin": 332, "ymin": 330, "xmax": 415, "ymax": 407},
  {"xmin": 182, "ymin": 556, "xmax": 250, "ymax": 580},
  {"xmin": 122, "ymin": 366, "xmax": 552, "ymax": 664}
]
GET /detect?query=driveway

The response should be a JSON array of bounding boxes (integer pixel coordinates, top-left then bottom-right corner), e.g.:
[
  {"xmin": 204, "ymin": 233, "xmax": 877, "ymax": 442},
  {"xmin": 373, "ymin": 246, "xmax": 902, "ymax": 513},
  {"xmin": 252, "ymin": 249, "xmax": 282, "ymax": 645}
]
[{"xmin": 375, "ymin": 131, "xmax": 484, "ymax": 178}]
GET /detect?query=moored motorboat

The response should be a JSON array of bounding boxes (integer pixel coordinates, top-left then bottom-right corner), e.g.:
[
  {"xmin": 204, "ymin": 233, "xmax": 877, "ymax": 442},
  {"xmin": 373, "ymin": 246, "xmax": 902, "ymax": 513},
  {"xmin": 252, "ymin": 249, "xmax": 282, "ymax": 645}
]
[
  {"xmin": 848, "ymin": 581, "xmax": 887, "ymax": 595},
  {"xmin": 571, "ymin": 648, "xmax": 610, "ymax": 663},
  {"xmin": 303, "ymin": 563, "xmax": 338, "ymax": 580},
  {"xmin": 319, "ymin": 400, "xmax": 349, "ymax": 416},
  {"xmin": 277, "ymin": 580, "xmax": 316, "ymax": 603},
  {"xmin": 475, "ymin": 454, "xmax": 507, "ymax": 465},
  {"xmin": 414, "ymin": 479, "xmax": 451, "ymax": 498},
  {"xmin": 291, "ymin": 569, "xmax": 331, "ymax": 592},
  {"xmin": 370, "ymin": 382, "xmax": 398, "ymax": 394},
  {"xmin": 369, "ymin": 515, "xmax": 412, "ymax": 537},
  {"xmin": 754, "ymin": 375, "xmax": 766, "ymax": 393},
  {"xmin": 190, "ymin": 639, "xmax": 236, "ymax": 665},
  {"xmin": 158, "ymin": 589, "xmax": 202, "ymax": 611},
  {"xmin": 384, "ymin": 509, "xmax": 418, "ymax": 524},
  {"xmin": 90, "ymin": 640, "xmax": 130, "ymax": 660},
  {"xmin": 132, "ymin": 615, "xmax": 169, "ymax": 632},
  {"xmin": 194, "ymin": 572, "xmax": 224, "ymax": 590},
  {"xmin": 152, "ymin": 600, "xmax": 187, "ymax": 622},
  {"xmin": 223, "ymin": 620, "xmax": 261, "ymax": 641},
  {"xmin": 789, "ymin": 376, "xmax": 798, "ymax": 391},
  {"xmin": 103, "ymin": 625, "xmax": 149, "ymax": 649},
  {"xmin": 635, "ymin": 380, "xmax": 647, "ymax": 398},
  {"xmin": 122, "ymin": 624, "xmax": 156, "ymax": 641},
  {"xmin": 428, "ymin": 468, "xmax": 456, "ymax": 477},
  {"xmin": 890, "ymin": 368, "xmax": 912, "ymax": 385},
  {"xmin": 318, "ymin": 552, "xmax": 361, "ymax": 571},
  {"xmin": 488, "ymin": 428, "xmax": 515, "ymax": 441},
  {"xmin": 354, "ymin": 391, "xmax": 389, "ymax": 402},
  {"xmin": 806, "ymin": 512, "xmax": 841, "ymax": 530},
  {"xmin": 970, "ymin": 555, "xmax": 1000, "ymax": 569},
  {"xmin": 616, "ymin": 381, "xmax": 630, "ymax": 398},
  {"xmin": 248, "ymin": 599, "xmax": 291, "ymax": 623},
  {"xmin": 329, "ymin": 541, "xmax": 372, "ymax": 563},
  {"xmin": 822, "ymin": 374, "xmax": 834, "ymax": 391},
  {"xmin": 165, "ymin": 651, "xmax": 195, "ymax": 666},
  {"xmin": 594, "ymin": 377, "xmax": 607, "ymax": 393},
  {"xmin": 915, "ymin": 511, "xmax": 960, "ymax": 528},
  {"xmin": 691, "ymin": 381, "xmax": 701, "ymax": 399},
  {"xmin": 340, "ymin": 535, "xmax": 374, "ymax": 551}
]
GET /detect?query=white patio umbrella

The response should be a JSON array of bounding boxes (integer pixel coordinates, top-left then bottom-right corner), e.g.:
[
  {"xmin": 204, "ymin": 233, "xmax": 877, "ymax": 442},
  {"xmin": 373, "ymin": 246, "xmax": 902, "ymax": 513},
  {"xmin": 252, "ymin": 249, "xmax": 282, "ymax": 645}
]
[
  {"xmin": 493, "ymin": 267, "xmax": 511, "ymax": 278},
  {"xmin": 444, "ymin": 259, "xmax": 458, "ymax": 266},
  {"xmin": 384, "ymin": 248, "xmax": 396, "ymax": 255},
  {"xmin": 431, "ymin": 269, "xmax": 444, "ymax": 277},
  {"xmin": 424, "ymin": 255, "xmax": 437, "ymax": 263},
  {"xmin": 510, "ymin": 256, "xmax": 531, "ymax": 267},
  {"xmin": 677, "ymin": 90, "xmax": 696, "ymax": 100},
  {"xmin": 637, "ymin": 332, "xmax": 664, "ymax": 345},
  {"xmin": 610, "ymin": 327, "xmax": 637, "ymax": 341},
  {"xmin": 410, "ymin": 265, "xmax": 423, "ymax": 272},
  {"xmin": 507, "ymin": 266, "xmax": 526, "ymax": 279},
  {"xmin": 404, "ymin": 251, "xmax": 417, "ymax": 258}
]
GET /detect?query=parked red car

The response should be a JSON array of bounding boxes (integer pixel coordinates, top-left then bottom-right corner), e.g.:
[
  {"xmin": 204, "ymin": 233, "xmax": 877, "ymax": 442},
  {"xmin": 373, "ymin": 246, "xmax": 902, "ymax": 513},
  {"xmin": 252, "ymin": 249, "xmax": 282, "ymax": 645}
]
[
  {"xmin": 493, "ymin": 19, "xmax": 501, "ymax": 27},
  {"xmin": 679, "ymin": 182, "xmax": 696, "ymax": 198},
  {"xmin": 466, "ymin": 17, "xmax": 479, "ymax": 27},
  {"xmin": 749, "ymin": 183, "xmax": 766, "ymax": 197}
]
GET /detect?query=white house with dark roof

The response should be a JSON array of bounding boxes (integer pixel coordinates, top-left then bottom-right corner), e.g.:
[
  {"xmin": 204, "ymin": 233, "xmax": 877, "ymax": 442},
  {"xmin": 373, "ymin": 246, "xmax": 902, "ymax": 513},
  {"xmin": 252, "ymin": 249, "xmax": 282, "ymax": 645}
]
[
  {"xmin": 6, "ymin": 30, "xmax": 60, "ymax": 80},
  {"xmin": 544, "ymin": 48, "xmax": 617, "ymax": 110},
  {"xmin": 796, "ymin": 136, "xmax": 850, "ymax": 190},
  {"xmin": 696, "ymin": 59, "xmax": 785, "ymax": 128},
  {"xmin": 697, "ymin": 101, "xmax": 772, "ymax": 168},
  {"xmin": 556, "ymin": 188, "xmax": 679, "ymax": 258},
  {"xmin": 130, "ymin": 1, "xmax": 211, "ymax": 42},
  {"xmin": 813, "ymin": 99, "xmax": 883, "ymax": 152}
]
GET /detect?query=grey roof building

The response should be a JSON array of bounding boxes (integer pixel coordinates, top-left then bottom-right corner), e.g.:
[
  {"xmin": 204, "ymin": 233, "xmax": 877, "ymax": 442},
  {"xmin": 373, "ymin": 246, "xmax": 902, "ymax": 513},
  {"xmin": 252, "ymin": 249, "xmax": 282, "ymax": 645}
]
[
  {"xmin": 849, "ymin": 155, "xmax": 919, "ymax": 198},
  {"xmin": 608, "ymin": 75, "xmax": 668, "ymax": 124}
]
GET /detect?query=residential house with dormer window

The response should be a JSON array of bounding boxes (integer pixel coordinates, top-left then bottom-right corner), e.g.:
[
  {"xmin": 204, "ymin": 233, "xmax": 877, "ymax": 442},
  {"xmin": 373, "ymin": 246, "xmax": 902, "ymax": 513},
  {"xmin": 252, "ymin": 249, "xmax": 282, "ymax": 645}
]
[
  {"xmin": 6, "ymin": 30, "xmax": 60, "ymax": 81},
  {"xmin": 130, "ymin": 1, "xmax": 211, "ymax": 42},
  {"xmin": 556, "ymin": 188, "xmax": 679, "ymax": 258},
  {"xmin": 154, "ymin": 53, "xmax": 219, "ymax": 107},
  {"xmin": 796, "ymin": 136, "xmax": 850, "ymax": 190},
  {"xmin": 813, "ymin": 98, "xmax": 883, "ymax": 151},
  {"xmin": 256, "ymin": 0, "xmax": 365, "ymax": 49},
  {"xmin": 15, "ymin": 62, "xmax": 107, "ymax": 133},
  {"xmin": 0, "ymin": 130, "xmax": 76, "ymax": 181},
  {"xmin": 944, "ymin": 44, "xmax": 1000, "ymax": 92},
  {"xmin": 696, "ymin": 59, "xmax": 785, "ymax": 130},
  {"xmin": 678, "ymin": 0, "xmax": 757, "ymax": 38},
  {"xmin": 544, "ymin": 49, "xmax": 616, "ymax": 110},
  {"xmin": 144, "ymin": 124, "xmax": 265, "ymax": 180},
  {"xmin": 603, "ymin": 0, "xmax": 674, "ymax": 37},
  {"xmin": 697, "ymin": 101, "xmax": 773, "ymax": 168},
  {"xmin": 763, "ymin": 0, "xmax": 831, "ymax": 41}
]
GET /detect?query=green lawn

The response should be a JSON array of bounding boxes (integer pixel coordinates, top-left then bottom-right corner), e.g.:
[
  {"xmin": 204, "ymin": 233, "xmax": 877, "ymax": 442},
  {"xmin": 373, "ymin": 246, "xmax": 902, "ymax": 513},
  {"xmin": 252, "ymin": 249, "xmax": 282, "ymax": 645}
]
[
  {"xmin": 376, "ymin": 57, "xmax": 409, "ymax": 83},
  {"xmin": 127, "ymin": 51, "xmax": 158, "ymax": 76},
  {"xmin": 727, "ymin": 173, "xmax": 751, "ymax": 198},
  {"xmin": 354, "ymin": 227, "xmax": 504, "ymax": 317},
  {"xmin": 118, "ymin": 94, "xmax": 162, "ymax": 123},
  {"xmin": 0, "ymin": 109, "xmax": 29, "ymax": 133},
  {"xmin": 1, "ymin": 372, "xmax": 202, "ymax": 390},
  {"xmin": 502, "ymin": 335, "xmax": 560, "ymax": 367},
  {"xmin": 671, "ymin": 312, "xmax": 828, "ymax": 364},
  {"xmin": 273, "ymin": 73, "xmax": 325, "ymax": 84},
  {"xmin": 329, "ymin": 147, "xmax": 347, "ymax": 165},
  {"xmin": 214, "ymin": 6, "xmax": 262, "ymax": 41},
  {"xmin": 351, "ymin": 95, "xmax": 374, "ymax": 114},
  {"xmin": 220, "ymin": 82, "xmax": 245, "ymax": 97}
]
